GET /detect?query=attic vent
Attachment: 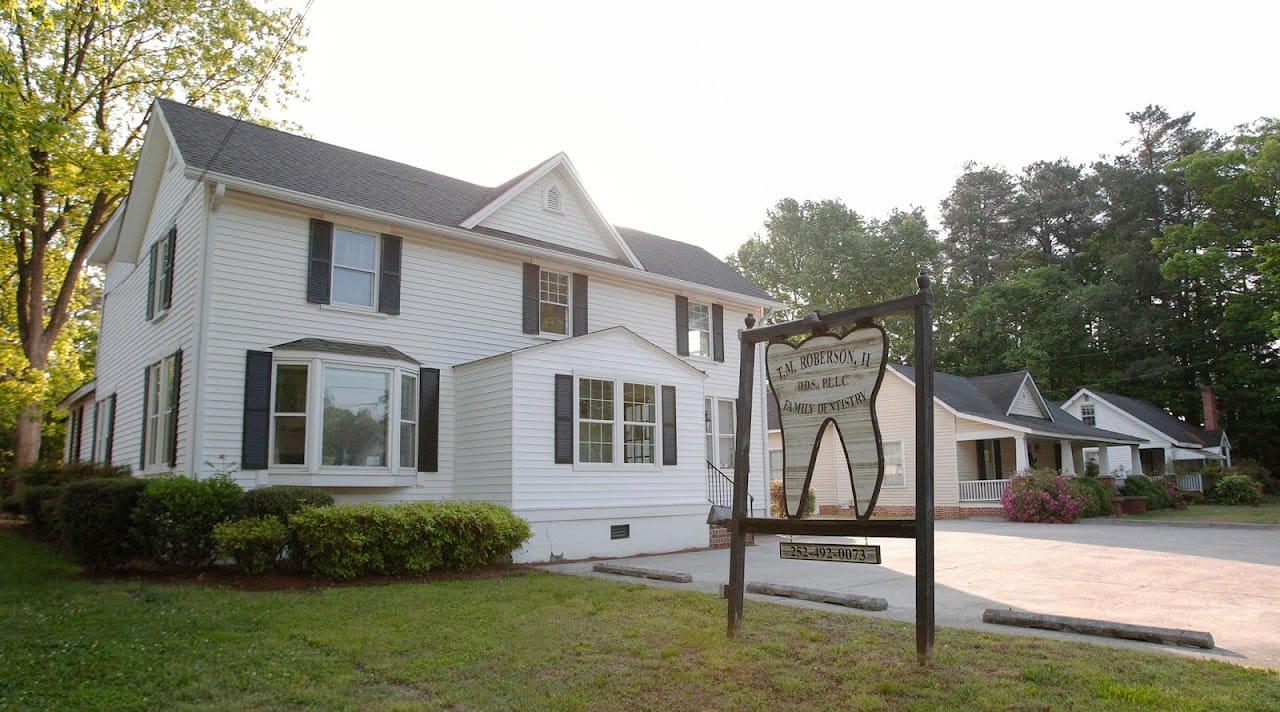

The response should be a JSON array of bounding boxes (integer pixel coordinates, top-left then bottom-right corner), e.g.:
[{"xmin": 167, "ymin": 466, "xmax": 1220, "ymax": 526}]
[{"xmin": 544, "ymin": 185, "xmax": 563, "ymax": 213}]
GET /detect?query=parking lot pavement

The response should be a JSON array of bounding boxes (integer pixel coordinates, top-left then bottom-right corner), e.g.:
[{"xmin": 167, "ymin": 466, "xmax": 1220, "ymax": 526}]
[{"xmin": 542, "ymin": 519, "xmax": 1280, "ymax": 669}]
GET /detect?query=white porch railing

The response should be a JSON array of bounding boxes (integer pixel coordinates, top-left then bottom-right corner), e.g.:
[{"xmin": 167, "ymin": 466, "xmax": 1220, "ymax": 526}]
[
  {"xmin": 1176, "ymin": 473, "xmax": 1204, "ymax": 493},
  {"xmin": 958, "ymin": 479, "xmax": 1011, "ymax": 503}
]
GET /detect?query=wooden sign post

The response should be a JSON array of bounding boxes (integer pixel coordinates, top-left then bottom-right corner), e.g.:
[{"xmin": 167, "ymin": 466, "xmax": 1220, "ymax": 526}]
[{"xmin": 727, "ymin": 273, "xmax": 936, "ymax": 665}]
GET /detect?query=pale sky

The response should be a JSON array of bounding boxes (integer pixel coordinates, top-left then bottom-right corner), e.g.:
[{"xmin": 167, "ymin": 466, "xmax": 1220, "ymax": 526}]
[{"xmin": 278, "ymin": 0, "xmax": 1278, "ymax": 260}]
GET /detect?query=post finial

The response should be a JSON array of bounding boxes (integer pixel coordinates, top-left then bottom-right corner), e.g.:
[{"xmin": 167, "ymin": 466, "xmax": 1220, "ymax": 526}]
[
  {"xmin": 744, "ymin": 313, "xmax": 757, "ymax": 328},
  {"xmin": 916, "ymin": 270, "xmax": 932, "ymax": 291}
]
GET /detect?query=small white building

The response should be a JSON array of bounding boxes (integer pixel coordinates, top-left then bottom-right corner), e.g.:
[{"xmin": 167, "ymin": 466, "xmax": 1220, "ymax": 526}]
[
  {"xmin": 1060, "ymin": 388, "xmax": 1230, "ymax": 475},
  {"xmin": 71, "ymin": 99, "xmax": 780, "ymax": 562}
]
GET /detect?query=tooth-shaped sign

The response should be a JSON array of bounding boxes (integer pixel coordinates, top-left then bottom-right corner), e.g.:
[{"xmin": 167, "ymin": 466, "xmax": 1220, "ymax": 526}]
[{"xmin": 767, "ymin": 325, "xmax": 889, "ymax": 519}]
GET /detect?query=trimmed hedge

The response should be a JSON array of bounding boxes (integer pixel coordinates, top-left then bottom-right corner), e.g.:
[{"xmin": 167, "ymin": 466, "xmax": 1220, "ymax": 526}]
[
  {"xmin": 3, "ymin": 461, "xmax": 131, "ymax": 524},
  {"xmin": 58, "ymin": 478, "xmax": 149, "ymax": 569},
  {"xmin": 1213, "ymin": 473, "xmax": 1263, "ymax": 506},
  {"xmin": 213, "ymin": 517, "xmax": 290, "ymax": 574},
  {"xmin": 290, "ymin": 501, "xmax": 532, "ymax": 580},
  {"xmin": 132, "ymin": 475, "xmax": 243, "ymax": 569},
  {"xmin": 20, "ymin": 485, "xmax": 61, "ymax": 533},
  {"xmin": 1120, "ymin": 475, "xmax": 1175, "ymax": 510},
  {"xmin": 238, "ymin": 486, "xmax": 334, "ymax": 523}
]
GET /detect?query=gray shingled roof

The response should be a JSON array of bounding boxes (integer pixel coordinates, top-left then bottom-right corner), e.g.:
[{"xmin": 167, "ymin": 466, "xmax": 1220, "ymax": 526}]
[
  {"xmin": 156, "ymin": 99, "xmax": 772, "ymax": 302},
  {"xmin": 272, "ymin": 338, "xmax": 418, "ymax": 364},
  {"xmin": 1088, "ymin": 390, "xmax": 1215, "ymax": 446},
  {"xmin": 891, "ymin": 365, "xmax": 1138, "ymax": 443}
]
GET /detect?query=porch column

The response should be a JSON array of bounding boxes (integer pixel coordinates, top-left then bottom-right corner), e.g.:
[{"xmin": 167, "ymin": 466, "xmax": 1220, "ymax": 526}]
[
  {"xmin": 1163, "ymin": 447, "xmax": 1174, "ymax": 474},
  {"xmin": 1014, "ymin": 435, "xmax": 1030, "ymax": 473},
  {"xmin": 1129, "ymin": 445, "xmax": 1143, "ymax": 475},
  {"xmin": 1059, "ymin": 440, "xmax": 1076, "ymax": 475},
  {"xmin": 1097, "ymin": 447, "xmax": 1111, "ymax": 476}
]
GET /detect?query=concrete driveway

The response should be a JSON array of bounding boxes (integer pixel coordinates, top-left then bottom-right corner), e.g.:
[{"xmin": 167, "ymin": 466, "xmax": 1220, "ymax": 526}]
[{"xmin": 544, "ymin": 519, "xmax": 1280, "ymax": 670}]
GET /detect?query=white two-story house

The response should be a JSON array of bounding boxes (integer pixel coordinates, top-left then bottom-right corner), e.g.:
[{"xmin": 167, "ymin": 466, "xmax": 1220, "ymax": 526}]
[{"xmin": 74, "ymin": 99, "xmax": 779, "ymax": 562}]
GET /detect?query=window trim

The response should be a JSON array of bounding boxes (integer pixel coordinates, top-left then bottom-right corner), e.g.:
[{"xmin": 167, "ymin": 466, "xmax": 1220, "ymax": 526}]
[
  {"xmin": 147, "ymin": 228, "xmax": 175, "ymax": 321},
  {"xmin": 538, "ymin": 268, "xmax": 571, "ymax": 336},
  {"xmin": 1080, "ymin": 404, "xmax": 1096, "ymax": 426},
  {"xmin": 329, "ymin": 226, "xmax": 380, "ymax": 310},
  {"xmin": 687, "ymin": 301, "xmax": 712, "ymax": 358},
  {"xmin": 573, "ymin": 373, "xmax": 664, "ymax": 471},
  {"xmin": 267, "ymin": 351, "xmax": 418, "ymax": 475},
  {"xmin": 705, "ymin": 396, "xmax": 736, "ymax": 471},
  {"xmin": 881, "ymin": 439, "xmax": 907, "ymax": 488},
  {"xmin": 142, "ymin": 354, "xmax": 179, "ymax": 471}
]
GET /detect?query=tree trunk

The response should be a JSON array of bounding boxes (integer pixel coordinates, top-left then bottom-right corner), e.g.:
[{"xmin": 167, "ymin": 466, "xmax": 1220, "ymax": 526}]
[{"xmin": 14, "ymin": 403, "xmax": 44, "ymax": 467}]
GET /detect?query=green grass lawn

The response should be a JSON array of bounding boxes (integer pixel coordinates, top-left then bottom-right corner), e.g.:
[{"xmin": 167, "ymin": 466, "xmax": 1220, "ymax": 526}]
[
  {"xmin": 1132, "ymin": 500, "xmax": 1280, "ymax": 526},
  {"xmin": 2, "ymin": 529, "xmax": 1278, "ymax": 711}
]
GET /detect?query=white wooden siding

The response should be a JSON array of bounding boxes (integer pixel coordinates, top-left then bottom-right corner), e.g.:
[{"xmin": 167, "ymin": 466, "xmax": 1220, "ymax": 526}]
[
  {"xmin": 181, "ymin": 192, "xmax": 766, "ymax": 506},
  {"xmin": 478, "ymin": 172, "xmax": 624, "ymax": 260},
  {"xmin": 93, "ymin": 155, "xmax": 202, "ymax": 476},
  {"xmin": 1009, "ymin": 381, "xmax": 1048, "ymax": 418},
  {"xmin": 508, "ymin": 330, "xmax": 708, "ymax": 512},
  {"xmin": 454, "ymin": 355, "xmax": 514, "ymax": 506}
]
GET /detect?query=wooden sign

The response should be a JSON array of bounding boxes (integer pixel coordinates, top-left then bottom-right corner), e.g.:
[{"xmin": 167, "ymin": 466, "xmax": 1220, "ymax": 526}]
[
  {"xmin": 767, "ymin": 325, "xmax": 888, "ymax": 519},
  {"xmin": 779, "ymin": 541, "xmax": 882, "ymax": 564}
]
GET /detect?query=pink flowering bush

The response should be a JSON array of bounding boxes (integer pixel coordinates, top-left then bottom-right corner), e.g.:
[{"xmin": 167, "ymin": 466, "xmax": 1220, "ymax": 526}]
[{"xmin": 1001, "ymin": 469, "xmax": 1087, "ymax": 523}]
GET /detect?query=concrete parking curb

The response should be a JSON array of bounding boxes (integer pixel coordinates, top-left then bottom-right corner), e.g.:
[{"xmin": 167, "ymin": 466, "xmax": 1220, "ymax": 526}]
[
  {"xmin": 982, "ymin": 609, "xmax": 1215, "ymax": 649},
  {"xmin": 747, "ymin": 582, "xmax": 889, "ymax": 611},
  {"xmin": 592, "ymin": 562, "xmax": 693, "ymax": 583}
]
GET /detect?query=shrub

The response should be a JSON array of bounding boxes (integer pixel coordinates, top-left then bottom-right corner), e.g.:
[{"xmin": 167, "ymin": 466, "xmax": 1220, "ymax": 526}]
[
  {"xmin": 58, "ymin": 478, "xmax": 149, "ymax": 569},
  {"xmin": 1001, "ymin": 470, "xmax": 1086, "ymax": 523},
  {"xmin": 1227, "ymin": 459, "xmax": 1276, "ymax": 496},
  {"xmin": 213, "ymin": 517, "xmax": 289, "ymax": 574},
  {"xmin": 290, "ymin": 501, "xmax": 531, "ymax": 580},
  {"xmin": 1120, "ymin": 475, "xmax": 1174, "ymax": 510},
  {"xmin": 1072, "ymin": 477, "xmax": 1113, "ymax": 518},
  {"xmin": 20, "ymin": 484, "xmax": 61, "ymax": 532},
  {"xmin": 132, "ymin": 475, "xmax": 243, "ymax": 569},
  {"xmin": 3, "ymin": 461, "xmax": 131, "ymax": 522},
  {"xmin": 1212, "ymin": 473, "xmax": 1263, "ymax": 506},
  {"xmin": 769, "ymin": 479, "xmax": 816, "ymax": 518},
  {"xmin": 238, "ymin": 486, "xmax": 334, "ymax": 523}
]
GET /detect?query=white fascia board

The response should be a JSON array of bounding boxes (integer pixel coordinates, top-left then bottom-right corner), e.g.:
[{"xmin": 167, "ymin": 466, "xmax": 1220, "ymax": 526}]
[
  {"xmin": 458, "ymin": 152, "xmax": 645, "ymax": 271},
  {"xmin": 196, "ymin": 170, "xmax": 775, "ymax": 310},
  {"xmin": 458, "ymin": 326, "xmax": 708, "ymax": 380},
  {"xmin": 85, "ymin": 206, "xmax": 125, "ymax": 266},
  {"xmin": 1014, "ymin": 372, "xmax": 1055, "ymax": 422},
  {"xmin": 56, "ymin": 380, "xmax": 97, "ymax": 409}
]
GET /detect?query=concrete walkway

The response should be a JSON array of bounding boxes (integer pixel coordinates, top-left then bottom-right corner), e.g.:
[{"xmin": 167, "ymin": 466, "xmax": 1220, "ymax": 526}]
[{"xmin": 543, "ymin": 519, "xmax": 1280, "ymax": 670}]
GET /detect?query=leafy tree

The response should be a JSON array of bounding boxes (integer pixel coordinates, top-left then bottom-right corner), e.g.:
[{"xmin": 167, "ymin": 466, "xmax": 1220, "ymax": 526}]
[
  {"xmin": 728, "ymin": 199, "xmax": 939, "ymax": 354},
  {"xmin": 1013, "ymin": 159, "xmax": 1098, "ymax": 267},
  {"xmin": 0, "ymin": 0, "xmax": 306, "ymax": 465},
  {"xmin": 940, "ymin": 163, "xmax": 1022, "ymax": 294}
]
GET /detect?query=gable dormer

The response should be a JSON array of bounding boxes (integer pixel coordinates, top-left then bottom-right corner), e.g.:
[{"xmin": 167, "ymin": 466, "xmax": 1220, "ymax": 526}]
[
  {"xmin": 1008, "ymin": 373, "xmax": 1053, "ymax": 421},
  {"xmin": 461, "ymin": 153, "xmax": 643, "ymax": 268}
]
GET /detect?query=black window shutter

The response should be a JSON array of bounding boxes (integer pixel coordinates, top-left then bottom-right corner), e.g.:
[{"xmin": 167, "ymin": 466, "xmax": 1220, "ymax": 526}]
[
  {"xmin": 105, "ymin": 394, "xmax": 116, "ymax": 465},
  {"xmin": 675, "ymin": 296, "xmax": 689, "ymax": 356},
  {"xmin": 418, "ymin": 368, "xmax": 440, "ymax": 472},
  {"xmin": 241, "ymin": 351, "xmax": 273, "ymax": 470},
  {"xmin": 90, "ymin": 401, "xmax": 100, "ymax": 462},
  {"xmin": 522, "ymin": 263, "xmax": 540, "ymax": 334},
  {"xmin": 307, "ymin": 219, "xmax": 333, "ymax": 304},
  {"xmin": 662, "ymin": 385, "xmax": 677, "ymax": 466},
  {"xmin": 69, "ymin": 407, "xmax": 82, "ymax": 462},
  {"xmin": 378, "ymin": 233, "xmax": 402, "ymax": 315},
  {"xmin": 139, "ymin": 366, "xmax": 150, "ymax": 470},
  {"xmin": 712, "ymin": 303, "xmax": 725, "ymax": 362},
  {"xmin": 572, "ymin": 273, "xmax": 588, "ymax": 336},
  {"xmin": 146, "ymin": 242, "xmax": 157, "ymax": 320},
  {"xmin": 554, "ymin": 374, "xmax": 573, "ymax": 464},
  {"xmin": 163, "ymin": 226, "xmax": 176, "ymax": 310},
  {"xmin": 169, "ymin": 349, "xmax": 182, "ymax": 469}
]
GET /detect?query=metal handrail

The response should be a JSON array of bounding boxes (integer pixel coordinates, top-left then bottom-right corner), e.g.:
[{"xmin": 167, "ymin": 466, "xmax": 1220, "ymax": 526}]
[{"xmin": 707, "ymin": 460, "xmax": 754, "ymax": 516}]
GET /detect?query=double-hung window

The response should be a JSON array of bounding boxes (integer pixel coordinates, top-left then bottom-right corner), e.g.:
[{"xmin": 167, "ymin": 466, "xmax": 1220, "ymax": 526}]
[
  {"xmin": 1080, "ymin": 404, "xmax": 1096, "ymax": 426},
  {"xmin": 705, "ymin": 397, "xmax": 735, "ymax": 470},
  {"xmin": 142, "ymin": 352, "xmax": 181, "ymax": 469},
  {"xmin": 269, "ymin": 356, "xmax": 418, "ymax": 472},
  {"xmin": 687, "ymin": 302, "xmax": 711, "ymax": 358},
  {"xmin": 539, "ymin": 269, "xmax": 571, "ymax": 335},
  {"xmin": 146, "ymin": 227, "xmax": 176, "ymax": 320},
  {"xmin": 576, "ymin": 377, "xmax": 658, "ymax": 466},
  {"xmin": 331, "ymin": 227, "xmax": 379, "ymax": 308},
  {"xmin": 91, "ymin": 396, "xmax": 115, "ymax": 464},
  {"xmin": 882, "ymin": 440, "xmax": 906, "ymax": 487}
]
